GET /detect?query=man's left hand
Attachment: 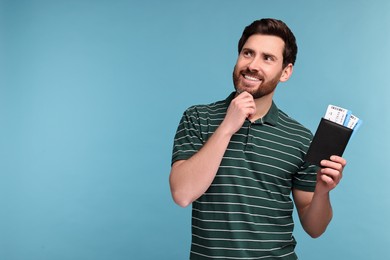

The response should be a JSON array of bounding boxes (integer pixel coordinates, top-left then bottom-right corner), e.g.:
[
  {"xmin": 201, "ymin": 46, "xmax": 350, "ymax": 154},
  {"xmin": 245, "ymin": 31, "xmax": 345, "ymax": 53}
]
[{"xmin": 316, "ymin": 155, "xmax": 347, "ymax": 194}]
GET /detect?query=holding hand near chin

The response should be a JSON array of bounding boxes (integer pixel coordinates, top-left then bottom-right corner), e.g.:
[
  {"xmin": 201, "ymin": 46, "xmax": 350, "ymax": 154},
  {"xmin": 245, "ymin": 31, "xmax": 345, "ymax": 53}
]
[
  {"xmin": 220, "ymin": 91, "xmax": 256, "ymax": 136},
  {"xmin": 316, "ymin": 155, "xmax": 347, "ymax": 195}
]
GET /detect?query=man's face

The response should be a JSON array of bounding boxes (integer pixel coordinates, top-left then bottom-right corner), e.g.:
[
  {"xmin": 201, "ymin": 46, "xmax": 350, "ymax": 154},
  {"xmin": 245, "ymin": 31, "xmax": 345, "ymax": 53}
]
[{"xmin": 233, "ymin": 34, "xmax": 289, "ymax": 99}]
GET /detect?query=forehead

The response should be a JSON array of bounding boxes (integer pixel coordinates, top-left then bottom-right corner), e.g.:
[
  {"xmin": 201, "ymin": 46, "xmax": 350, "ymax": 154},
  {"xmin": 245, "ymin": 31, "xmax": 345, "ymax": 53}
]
[{"xmin": 243, "ymin": 34, "xmax": 285, "ymax": 56}]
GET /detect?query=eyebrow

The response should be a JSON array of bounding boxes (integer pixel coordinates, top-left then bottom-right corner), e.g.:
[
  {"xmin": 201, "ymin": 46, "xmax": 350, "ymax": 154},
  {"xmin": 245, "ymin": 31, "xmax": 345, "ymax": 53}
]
[{"xmin": 241, "ymin": 47, "xmax": 255, "ymax": 54}]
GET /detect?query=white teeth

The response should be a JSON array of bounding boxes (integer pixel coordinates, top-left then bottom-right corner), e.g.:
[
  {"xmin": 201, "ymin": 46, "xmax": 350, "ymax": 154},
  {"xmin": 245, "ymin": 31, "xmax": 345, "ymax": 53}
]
[{"xmin": 244, "ymin": 75, "xmax": 260, "ymax": 81}]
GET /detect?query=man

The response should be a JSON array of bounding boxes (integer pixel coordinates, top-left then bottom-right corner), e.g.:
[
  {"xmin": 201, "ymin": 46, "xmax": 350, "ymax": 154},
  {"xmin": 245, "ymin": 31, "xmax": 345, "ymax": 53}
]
[{"xmin": 169, "ymin": 18, "xmax": 346, "ymax": 259}]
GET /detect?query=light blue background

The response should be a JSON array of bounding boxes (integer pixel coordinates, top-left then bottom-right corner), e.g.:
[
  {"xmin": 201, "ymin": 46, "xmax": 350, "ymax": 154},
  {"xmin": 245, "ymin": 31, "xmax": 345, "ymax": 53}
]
[{"xmin": 1, "ymin": 0, "xmax": 389, "ymax": 259}]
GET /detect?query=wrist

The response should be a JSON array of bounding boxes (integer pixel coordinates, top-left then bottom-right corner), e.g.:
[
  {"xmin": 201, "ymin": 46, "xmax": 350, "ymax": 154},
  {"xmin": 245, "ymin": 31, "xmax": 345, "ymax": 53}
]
[
  {"xmin": 217, "ymin": 121, "xmax": 237, "ymax": 138},
  {"xmin": 313, "ymin": 186, "xmax": 331, "ymax": 199}
]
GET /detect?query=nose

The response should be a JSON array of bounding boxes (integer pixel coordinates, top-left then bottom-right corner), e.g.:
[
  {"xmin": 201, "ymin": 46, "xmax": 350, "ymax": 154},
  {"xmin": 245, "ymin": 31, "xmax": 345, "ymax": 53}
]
[{"xmin": 247, "ymin": 56, "xmax": 261, "ymax": 71}]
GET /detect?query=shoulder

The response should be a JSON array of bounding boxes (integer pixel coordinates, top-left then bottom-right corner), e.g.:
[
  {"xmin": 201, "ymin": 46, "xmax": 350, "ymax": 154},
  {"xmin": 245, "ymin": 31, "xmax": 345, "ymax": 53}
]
[
  {"xmin": 277, "ymin": 108, "xmax": 314, "ymax": 140},
  {"xmin": 183, "ymin": 96, "xmax": 230, "ymax": 118},
  {"xmin": 176, "ymin": 97, "xmax": 229, "ymax": 141}
]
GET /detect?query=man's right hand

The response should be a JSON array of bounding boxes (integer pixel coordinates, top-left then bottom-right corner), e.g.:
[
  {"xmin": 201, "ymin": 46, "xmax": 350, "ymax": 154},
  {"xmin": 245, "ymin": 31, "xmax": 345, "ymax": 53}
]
[{"xmin": 220, "ymin": 91, "xmax": 256, "ymax": 135}]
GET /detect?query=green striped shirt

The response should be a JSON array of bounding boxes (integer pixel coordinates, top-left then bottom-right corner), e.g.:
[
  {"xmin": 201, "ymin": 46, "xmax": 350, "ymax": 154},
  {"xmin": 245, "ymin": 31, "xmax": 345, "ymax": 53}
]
[{"xmin": 172, "ymin": 93, "xmax": 318, "ymax": 259}]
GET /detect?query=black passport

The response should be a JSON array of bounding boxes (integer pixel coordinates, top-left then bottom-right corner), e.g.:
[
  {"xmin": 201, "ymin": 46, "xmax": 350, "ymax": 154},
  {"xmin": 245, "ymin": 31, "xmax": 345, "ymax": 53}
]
[{"xmin": 305, "ymin": 118, "xmax": 353, "ymax": 166}]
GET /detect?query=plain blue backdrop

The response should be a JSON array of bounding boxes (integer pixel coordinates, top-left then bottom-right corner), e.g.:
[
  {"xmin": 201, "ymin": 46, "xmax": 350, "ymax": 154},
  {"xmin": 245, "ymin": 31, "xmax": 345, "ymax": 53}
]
[{"xmin": 1, "ymin": 0, "xmax": 389, "ymax": 259}]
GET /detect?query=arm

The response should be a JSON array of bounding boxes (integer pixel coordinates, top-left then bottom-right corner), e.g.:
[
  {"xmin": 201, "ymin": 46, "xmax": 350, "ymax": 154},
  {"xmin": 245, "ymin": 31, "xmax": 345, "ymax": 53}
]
[
  {"xmin": 293, "ymin": 155, "xmax": 347, "ymax": 238},
  {"xmin": 169, "ymin": 92, "xmax": 256, "ymax": 207}
]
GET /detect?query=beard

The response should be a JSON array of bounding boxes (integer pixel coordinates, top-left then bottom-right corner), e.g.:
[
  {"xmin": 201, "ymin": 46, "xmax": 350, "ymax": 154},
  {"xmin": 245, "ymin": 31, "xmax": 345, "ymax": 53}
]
[{"xmin": 232, "ymin": 66, "xmax": 282, "ymax": 99}]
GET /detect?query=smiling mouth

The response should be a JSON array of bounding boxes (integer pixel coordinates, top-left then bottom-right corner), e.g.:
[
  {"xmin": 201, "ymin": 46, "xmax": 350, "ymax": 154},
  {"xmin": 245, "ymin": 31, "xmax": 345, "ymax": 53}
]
[
  {"xmin": 244, "ymin": 75, "xmax": 261, "ymax": 81},
  {"xmin": 242, "ymin": 73, "xmax": 262, "ymax": 83}
]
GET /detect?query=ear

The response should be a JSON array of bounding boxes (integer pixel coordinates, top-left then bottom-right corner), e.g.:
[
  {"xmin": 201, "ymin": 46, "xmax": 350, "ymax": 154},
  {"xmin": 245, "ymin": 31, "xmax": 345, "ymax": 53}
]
[{"xmin": 279, "ymin": 63, "xmax": 293, "ymax": 82}]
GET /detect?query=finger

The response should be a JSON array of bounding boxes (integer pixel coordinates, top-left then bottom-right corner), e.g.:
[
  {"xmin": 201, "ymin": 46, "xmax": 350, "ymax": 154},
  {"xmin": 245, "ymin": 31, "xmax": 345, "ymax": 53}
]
[
  {"xmin": 233, "ymin": 92, "xmax": 252, "ymax": 105},
  {"xmin": 320, "ymin": 159, "xmax": 344, "ymax": 172},
  {"xmin": 237, "ymin": 92, "xmax": 255, "ymax": 104},
  {"xmin": 330, "ymin": 155, "xmax": 347, "ymax": 167},
  {"xmin": 320, "ymin": 173, "xmax": 335, "ymax": 185},
  {"xmin": 234, "ymin": 93, "xmax": 256, "ymax": 117},
  {"xmin": 233, "ymin": 99, "xmax": 256, "ymax": 115},
  {"xmin": 320, "ymin": 167, "xmax": 342, "ymax": 184}
]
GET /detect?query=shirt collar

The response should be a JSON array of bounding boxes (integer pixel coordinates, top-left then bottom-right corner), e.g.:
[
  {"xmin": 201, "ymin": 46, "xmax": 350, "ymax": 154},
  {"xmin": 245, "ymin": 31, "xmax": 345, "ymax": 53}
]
[
  {"xmin": 261, "ymin": 101, "xmax": 279, "ymax": 126},
  {"xmin": 225, "ymin": 92, "xmax": 279, "ymax": 126}
]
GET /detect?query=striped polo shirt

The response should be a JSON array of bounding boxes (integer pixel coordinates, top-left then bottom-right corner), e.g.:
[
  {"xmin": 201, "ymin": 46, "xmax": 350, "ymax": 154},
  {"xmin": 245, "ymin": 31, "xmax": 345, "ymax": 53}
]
[{"xmin": 172, "ymin": 92, "xmax": 318, "ymax": 259}]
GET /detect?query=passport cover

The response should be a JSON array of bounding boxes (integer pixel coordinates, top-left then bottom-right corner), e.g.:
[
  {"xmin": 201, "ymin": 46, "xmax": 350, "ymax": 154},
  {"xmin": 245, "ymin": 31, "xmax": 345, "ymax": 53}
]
[{"xmin": 305, "ymin": 118, "xmax": 353, "ymax": 166}]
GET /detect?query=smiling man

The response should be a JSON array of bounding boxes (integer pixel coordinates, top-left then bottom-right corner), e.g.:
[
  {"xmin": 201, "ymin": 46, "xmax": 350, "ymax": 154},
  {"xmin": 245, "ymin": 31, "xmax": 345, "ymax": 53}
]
[{"xmin": 169, "ymin": 18, "xmax": 346, "ymax": 259}]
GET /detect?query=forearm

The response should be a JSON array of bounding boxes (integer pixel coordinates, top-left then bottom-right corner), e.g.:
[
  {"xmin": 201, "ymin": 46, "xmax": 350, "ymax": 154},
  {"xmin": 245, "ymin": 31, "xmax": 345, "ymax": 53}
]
[
  {"xmin": 300, "ymin": 191, "xmax": 333, "ymax": 238},
  {"xmin": 299, "ymin": 156, "xmax": 346, "ymax": 237},
  {"xmin": 169, "ymin": 125, "xmax": 233, "ymax": 207}
]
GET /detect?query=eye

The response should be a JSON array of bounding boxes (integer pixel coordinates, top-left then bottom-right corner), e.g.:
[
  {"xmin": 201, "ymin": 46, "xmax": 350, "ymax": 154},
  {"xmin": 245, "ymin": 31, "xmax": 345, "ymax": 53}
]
[
  {"xmin": 242, "ymin": 49, "xmax": 253, "ymax": 58},
  {"xmin": 263, "ymin": 53, "xmax": 277, "ymax": 62},
  {"xmin": 264, "ymin": 55, "xmax": 274, "ymax": 61}
]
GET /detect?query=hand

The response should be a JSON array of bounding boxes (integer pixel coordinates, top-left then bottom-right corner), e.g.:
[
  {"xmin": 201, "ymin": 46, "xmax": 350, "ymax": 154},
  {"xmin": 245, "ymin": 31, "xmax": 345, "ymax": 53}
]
[
  {"xmin": 316, "ymin": 155, "xmax": 347, "ymax": 195},
  {"xmin": 220, "ymin": 91, "xmax": 256, "ymax": 135}
]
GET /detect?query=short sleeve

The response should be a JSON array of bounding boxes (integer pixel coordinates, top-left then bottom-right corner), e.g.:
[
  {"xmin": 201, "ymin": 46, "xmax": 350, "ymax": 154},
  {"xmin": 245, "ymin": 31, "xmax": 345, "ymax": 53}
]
[
  {"xmin": 292, "ymin": 158, "xmax": 319, "ymax": 192},
  {"xmin": 171, "ymin": 107, "xmax": 205, "ymax": 165}
]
